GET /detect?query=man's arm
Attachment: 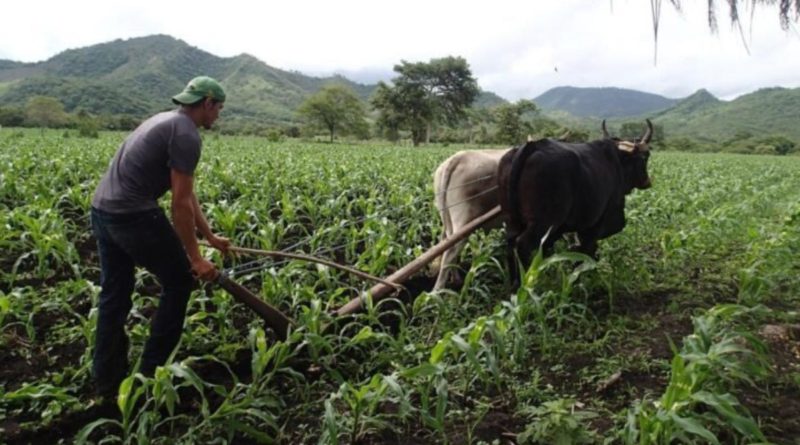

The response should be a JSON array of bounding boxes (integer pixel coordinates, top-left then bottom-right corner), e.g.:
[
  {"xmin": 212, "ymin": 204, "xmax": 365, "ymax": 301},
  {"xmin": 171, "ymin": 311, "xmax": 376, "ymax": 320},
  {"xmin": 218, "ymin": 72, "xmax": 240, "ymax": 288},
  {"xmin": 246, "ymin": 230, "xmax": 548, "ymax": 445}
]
[
  {"xmin": 192, "ymin": 193, "xmax": 213, "ymax": 239},
  {"xmin": 191, "ymin": 193, "xmax": 230, "ymax": 254},
  {"xmin": 171, "ymin": 169, "xmax": 217, "ymax": 281}
]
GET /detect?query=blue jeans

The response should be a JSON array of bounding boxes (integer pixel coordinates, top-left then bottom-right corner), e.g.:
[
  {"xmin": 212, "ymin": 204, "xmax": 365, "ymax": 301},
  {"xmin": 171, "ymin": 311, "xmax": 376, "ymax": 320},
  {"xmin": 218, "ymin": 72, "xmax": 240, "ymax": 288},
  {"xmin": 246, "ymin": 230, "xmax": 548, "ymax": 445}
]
[{"xmin": 90, "ymin": 207, "xmax": 194, "ymax": 395}]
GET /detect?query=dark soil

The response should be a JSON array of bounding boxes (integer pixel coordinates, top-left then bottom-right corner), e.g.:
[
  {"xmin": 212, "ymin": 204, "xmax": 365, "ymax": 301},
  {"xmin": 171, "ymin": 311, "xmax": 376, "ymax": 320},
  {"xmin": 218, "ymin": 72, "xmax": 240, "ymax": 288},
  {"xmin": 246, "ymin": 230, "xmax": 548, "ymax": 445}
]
[{"xmin": 743, "ymin": 323, "xmax": 800, "ymax": 444}]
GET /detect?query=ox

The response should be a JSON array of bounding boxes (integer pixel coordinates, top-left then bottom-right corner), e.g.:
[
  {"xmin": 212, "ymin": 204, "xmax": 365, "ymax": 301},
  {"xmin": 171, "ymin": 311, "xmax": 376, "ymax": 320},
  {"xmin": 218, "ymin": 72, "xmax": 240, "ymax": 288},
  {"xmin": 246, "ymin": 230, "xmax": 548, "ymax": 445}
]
[
  {"xmin": 497, "ymin": 120, "xmax": 654, "ymax": 284},
  {"xmin": 432, "ymin": 149, "xmax": 509, "ymax": 290}
]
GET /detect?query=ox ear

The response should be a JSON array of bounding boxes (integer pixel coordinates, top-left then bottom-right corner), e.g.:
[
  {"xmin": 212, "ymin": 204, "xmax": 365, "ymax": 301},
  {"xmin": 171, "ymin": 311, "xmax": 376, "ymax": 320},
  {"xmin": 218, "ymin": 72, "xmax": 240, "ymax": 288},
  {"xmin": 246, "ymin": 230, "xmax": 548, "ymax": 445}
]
[{"xmin": 527, "ymin": 134, "xmax": 533, "ymax": 142}]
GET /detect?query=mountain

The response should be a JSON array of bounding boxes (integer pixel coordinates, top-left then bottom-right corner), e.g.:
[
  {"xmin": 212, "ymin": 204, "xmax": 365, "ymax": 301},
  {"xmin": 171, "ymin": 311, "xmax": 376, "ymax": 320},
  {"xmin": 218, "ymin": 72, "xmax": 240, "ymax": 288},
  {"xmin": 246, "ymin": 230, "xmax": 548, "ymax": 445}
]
[
  {"xmin": 0, "ymin": 35, "xmax": 505, "ymax": 129},
  {"xmin": 541, "ymin": 86, "xmax": 800, "ymax": 143},
  {"xmin": 648, "ymin": 86, "xmax": 800, "ymax": 141},
  {"xmin": 661, "ymin": 88, "xmax": 720, "ymax": 114},
  {"xmin": 0, "ymin": 35, "xmax": 381, "ymax": 127},
  {"xmin": 2, "ymin": 35, "xmax": 797, "ymax": 142},
  {"xmin": 535, "ymin": 86, "xmax": 678, "ymax": 118}
]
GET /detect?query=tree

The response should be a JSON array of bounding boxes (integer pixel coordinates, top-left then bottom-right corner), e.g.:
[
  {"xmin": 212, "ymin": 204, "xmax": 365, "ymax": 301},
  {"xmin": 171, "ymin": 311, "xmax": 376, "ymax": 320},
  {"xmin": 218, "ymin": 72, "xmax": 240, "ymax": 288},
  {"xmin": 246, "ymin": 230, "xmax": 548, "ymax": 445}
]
[
  {"xmin": 0, "ymin": 106, "xmax": 25, "ymax": 127},
  {"xmin": 647, "ymin": 1, "xmax": 800, "ymax": 61},
  {"xmin": 371, "ymin": 83, "xmax": 403, "ymax": 142},
  {"xmin": 452, "ymin": 107, "xmax": 493, "ymax": 144},
  {"xmin": 25, "ymin": 96, "xmax": 68, "ymax": 129},
  {"xmin": 664, "ymin": 1, "xmax": 800, "ymax": 31},
  {"xmin": 493, "ymin": 99, "xmax": 538, "ymax": 145},
  {"xmin": 371, "ymin": 57, "xmax": 479, "ymax": 146},
  {"xmin": 758, "ymin": 135, "xmax": 796, "ymax": 155},
  {"xmin": 297, "ymin": 84, "xmax": 368, "ymax": 143},
  {"xmin": 75, "ymin": 109, "xmax": 100, "ymax": 138}
]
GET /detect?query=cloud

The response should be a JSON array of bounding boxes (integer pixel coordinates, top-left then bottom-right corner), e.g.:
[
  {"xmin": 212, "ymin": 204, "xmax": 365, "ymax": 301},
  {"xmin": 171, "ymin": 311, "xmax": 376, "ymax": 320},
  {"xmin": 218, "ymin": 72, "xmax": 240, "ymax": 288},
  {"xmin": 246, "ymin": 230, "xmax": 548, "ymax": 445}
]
[{"xmin": 2, "ymin": 0, "xmax": 799, "ymax": 101}]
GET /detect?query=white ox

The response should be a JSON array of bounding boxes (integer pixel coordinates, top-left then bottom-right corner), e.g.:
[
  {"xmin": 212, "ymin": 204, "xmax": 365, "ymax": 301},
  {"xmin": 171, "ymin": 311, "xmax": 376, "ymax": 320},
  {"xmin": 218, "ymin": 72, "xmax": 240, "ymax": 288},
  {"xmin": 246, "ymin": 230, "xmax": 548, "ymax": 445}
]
[{"xmin": 432, "ymin": 149, "xmax": 510, "ymax": 290}]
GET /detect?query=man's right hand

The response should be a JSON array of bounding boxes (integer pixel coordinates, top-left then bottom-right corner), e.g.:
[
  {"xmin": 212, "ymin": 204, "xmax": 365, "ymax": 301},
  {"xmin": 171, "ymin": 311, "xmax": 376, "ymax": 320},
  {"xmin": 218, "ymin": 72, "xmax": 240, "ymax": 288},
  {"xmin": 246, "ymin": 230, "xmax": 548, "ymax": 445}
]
[{"xmin": 191, "ymin": 256, "xmax": 218, "ymax": 281}]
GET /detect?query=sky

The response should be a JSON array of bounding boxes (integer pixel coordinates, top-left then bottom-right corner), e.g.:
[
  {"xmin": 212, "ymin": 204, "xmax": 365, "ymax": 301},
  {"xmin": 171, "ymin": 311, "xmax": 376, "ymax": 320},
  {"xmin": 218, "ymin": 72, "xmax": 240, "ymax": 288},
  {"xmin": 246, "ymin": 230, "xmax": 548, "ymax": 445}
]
[{"xmin": 2, "ymin": 0, "xmax": 799, "ymax": 101}]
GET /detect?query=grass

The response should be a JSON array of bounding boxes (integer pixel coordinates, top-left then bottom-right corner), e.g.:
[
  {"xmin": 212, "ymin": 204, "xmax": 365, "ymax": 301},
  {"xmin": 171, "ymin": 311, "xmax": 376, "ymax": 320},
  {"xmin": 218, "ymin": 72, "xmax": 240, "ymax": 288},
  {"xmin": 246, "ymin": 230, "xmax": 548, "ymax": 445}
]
[{"xmin": 0, "ymin": 128, "xmax": 799, "ymax": 443}]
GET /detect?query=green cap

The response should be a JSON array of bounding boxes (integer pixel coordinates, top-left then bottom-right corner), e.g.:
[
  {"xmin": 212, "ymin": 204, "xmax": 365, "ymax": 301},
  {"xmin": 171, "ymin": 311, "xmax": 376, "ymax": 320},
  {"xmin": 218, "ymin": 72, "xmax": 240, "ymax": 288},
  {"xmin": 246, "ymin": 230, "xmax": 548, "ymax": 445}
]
[{"xmin": 172, "ymin": 76, "xmax": 226, "ymax": 105}]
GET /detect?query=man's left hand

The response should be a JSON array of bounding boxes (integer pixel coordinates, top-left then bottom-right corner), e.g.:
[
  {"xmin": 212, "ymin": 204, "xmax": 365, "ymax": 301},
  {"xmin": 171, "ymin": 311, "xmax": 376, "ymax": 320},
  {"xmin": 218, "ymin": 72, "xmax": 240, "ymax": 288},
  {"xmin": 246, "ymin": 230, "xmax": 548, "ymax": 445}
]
[{"xmin": 207, "ymin": 234, "xmax": 231, "ymax": 255}]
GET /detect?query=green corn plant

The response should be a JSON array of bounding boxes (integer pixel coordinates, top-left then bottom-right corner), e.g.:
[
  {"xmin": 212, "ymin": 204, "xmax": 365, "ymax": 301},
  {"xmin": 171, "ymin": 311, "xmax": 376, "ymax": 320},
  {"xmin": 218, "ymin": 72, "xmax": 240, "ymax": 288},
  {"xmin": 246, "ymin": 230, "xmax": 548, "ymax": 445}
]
[
  {"xmin": 517, "ymin": 398, "xmax": 599, "ymax": 445},
  {"xmin": 401, "ymin": 362, "xmax": 449, "ymax": 444},
  {"xmin": 322, "ymin": 397, "xmax": 342, "ymax": 445},
  {"xmin": 623, "ymin": 305, "xmax": 769, "ymax": 444},
  {"xmin": 330, "ymin": 375, "xmax": 393, "ymax": 444},
  {"xmin": 2, "ymin": 382, "xmax": 82, "ymax": 426},
  {"xmin": 76, "ymin": 354, "xmax": 165, "ymax": 444},
  {"xmin": 10, "ymin": 206, "xmax": 78, "ymax": 281}
]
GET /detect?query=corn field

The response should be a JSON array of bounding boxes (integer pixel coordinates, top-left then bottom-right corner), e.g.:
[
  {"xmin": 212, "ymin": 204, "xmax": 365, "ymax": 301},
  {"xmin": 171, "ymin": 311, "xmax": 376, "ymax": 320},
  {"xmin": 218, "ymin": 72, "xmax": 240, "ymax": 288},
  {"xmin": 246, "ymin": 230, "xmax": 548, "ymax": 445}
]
[{"xmin": 1, "ymin": 128, "xmax": 799, "ymax": 444}]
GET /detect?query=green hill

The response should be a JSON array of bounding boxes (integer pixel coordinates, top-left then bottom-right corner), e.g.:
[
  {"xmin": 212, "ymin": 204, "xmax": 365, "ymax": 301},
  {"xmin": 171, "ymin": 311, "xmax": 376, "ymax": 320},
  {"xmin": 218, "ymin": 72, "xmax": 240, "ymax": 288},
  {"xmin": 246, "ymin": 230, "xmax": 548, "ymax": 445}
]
[
  {"xmin": 0, "ymin": 35, "xmax": 505, "ymax": 130},
  {"xmin": 543, "ymin": 87, "xmax": 800, "ymax": 144},
  {"xmin": 648, "ymin": 87, "xmax": 800, "ymax": 142},
  {"xmin": 535, "ymin": 86, "xmax": 678, "ymax": 118},
  {"xmin": 3, "ymin": 35, "xmax": 797, "ymax": 143},
  {"xmin": 0, "ymin": 35, "xmax": 378, "ymax": 127}
]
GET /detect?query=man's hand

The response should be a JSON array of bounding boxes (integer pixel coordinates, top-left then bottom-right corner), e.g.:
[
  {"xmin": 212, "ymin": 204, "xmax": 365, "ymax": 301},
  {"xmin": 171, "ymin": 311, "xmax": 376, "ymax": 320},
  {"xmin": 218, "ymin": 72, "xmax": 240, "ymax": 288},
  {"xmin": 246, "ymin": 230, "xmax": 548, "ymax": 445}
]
[
  {"xmin": 191, "ymin": 256, "xmax": 218, "ymax": 281},
  {"xmin": 207, "ymin": 234, "xmax": 231, "ymax": 256}
]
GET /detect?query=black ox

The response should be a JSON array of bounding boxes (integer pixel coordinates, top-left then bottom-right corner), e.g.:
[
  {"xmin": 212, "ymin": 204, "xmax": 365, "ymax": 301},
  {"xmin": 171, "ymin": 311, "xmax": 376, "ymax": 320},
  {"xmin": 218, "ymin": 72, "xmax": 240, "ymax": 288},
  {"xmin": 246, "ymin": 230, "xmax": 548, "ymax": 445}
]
[{"xmin": 497, "ymin": 120, "xmax": 654, "ymax": 283}]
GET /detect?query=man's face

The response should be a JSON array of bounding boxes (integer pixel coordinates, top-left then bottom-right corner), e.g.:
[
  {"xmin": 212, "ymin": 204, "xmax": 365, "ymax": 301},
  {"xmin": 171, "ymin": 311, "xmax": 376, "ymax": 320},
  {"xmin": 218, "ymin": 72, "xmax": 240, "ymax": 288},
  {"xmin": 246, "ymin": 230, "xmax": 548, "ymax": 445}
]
[{"xmin": 202, "ymin": 99, "xmax": 224, "ymax": 129}]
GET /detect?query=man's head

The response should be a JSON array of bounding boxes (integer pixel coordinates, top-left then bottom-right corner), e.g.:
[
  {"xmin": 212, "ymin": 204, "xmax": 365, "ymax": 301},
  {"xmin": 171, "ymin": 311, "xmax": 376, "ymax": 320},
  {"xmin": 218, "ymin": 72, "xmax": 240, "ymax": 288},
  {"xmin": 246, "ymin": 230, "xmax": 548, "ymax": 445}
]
[{"xmin": 172, "ymin": 76, "xmax": 226, "ymax": 129}]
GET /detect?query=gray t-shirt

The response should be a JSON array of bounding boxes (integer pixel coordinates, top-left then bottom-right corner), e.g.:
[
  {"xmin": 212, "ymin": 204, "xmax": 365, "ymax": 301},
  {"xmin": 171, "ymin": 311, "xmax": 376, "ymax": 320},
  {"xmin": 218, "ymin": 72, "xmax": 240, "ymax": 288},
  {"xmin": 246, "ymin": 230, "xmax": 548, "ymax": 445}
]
[{"xmin": 92, "ymin": 110, "xmax": 201, "ymax": 213}]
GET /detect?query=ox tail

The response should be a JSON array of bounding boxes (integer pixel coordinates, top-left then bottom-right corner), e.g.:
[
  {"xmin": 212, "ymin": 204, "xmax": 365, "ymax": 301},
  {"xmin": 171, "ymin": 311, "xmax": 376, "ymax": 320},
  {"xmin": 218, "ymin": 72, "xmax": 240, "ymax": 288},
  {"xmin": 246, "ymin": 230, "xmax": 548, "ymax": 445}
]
[
  {"xmin": 434, "ymin": 154, "xmax": 460, "ymax": 241},
  {"xmin": 507, "ymin": 141, "xmax": 539, "ymax": 230}
]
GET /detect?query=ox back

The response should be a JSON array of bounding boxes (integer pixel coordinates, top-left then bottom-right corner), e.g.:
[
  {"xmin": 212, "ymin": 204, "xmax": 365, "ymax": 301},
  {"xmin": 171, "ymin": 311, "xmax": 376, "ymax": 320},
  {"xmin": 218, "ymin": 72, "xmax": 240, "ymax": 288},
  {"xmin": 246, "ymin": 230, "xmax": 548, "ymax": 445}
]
[{"xmin": 498, "ymin": 136, "xmax": 649, "ymax": 284}]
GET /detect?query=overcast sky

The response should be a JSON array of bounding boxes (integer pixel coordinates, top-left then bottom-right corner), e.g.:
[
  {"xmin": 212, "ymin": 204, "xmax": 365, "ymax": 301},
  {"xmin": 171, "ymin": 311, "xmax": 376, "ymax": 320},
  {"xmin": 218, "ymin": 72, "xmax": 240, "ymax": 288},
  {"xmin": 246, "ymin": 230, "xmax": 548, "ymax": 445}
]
[{"xmin": 2, "ymin": 0, "xmax": 799, "ymax": 101}]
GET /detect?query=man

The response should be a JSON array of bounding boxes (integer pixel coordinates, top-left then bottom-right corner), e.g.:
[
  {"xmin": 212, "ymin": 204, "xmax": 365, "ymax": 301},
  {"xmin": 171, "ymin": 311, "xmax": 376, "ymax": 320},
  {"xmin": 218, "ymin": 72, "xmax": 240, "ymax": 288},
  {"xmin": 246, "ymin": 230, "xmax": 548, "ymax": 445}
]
[{"xmin": 90, "ymin": 76, "xmax": 231, "ymax": 398}]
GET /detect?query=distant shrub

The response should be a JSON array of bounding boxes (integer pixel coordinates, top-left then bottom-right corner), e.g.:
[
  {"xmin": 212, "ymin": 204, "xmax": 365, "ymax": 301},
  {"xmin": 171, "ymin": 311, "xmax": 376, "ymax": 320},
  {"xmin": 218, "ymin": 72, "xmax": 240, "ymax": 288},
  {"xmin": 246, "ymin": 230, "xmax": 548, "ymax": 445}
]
[
  {"xmin": 265, "ymin": 128, "xmax": 284, "ymax": 142},
  {"xmin": 752, "ymin": 144, "xmax": 775, "ymax": 155},
  {"xmin": 759, "ymin": 136, "xmax": 796, "ymax": 155},
  {"xmin": 77, "ymin": 118, "xmax": 100, "ymax": 138},
  {"xmin": 284, "ymin": 126, "xmax": 301, "ymax": 138}
]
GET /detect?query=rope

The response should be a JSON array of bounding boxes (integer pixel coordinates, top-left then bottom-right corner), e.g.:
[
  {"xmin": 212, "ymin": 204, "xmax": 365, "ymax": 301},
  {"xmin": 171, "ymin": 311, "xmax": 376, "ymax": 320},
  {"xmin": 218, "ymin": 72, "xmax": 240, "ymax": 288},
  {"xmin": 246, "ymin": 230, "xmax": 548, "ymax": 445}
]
[
  {"xmin": 441, "ymin": 185, "xmax": 499, "ymax": 211},
  {"xmin": 433, "ymin": 174, "xmax": 494, "ymax": 196},
  {"xmin": 203, "ymin": 242, "xmax": 403, "ymax": 291}
]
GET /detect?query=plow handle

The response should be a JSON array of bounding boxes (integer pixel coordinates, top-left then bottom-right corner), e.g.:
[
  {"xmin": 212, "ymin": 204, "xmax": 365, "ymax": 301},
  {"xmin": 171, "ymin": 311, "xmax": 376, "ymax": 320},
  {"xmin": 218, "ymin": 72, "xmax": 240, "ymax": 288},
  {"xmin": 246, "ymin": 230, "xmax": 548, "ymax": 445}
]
[{"xmin": 216, "ymin": 274, "xmax": 294, "ymax": 341}]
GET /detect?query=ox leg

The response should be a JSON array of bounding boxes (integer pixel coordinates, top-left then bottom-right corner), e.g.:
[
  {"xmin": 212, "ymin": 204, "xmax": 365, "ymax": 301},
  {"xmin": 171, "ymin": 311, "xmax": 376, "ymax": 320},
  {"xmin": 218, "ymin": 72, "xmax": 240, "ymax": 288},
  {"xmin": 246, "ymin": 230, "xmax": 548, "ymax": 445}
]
[
  {"xmin": 505, "ymin": 228, "xmax": 523, "ymax": 289},
  {"xmin": 518, "ymin": 223, "xmax": 559, "ymax": 263},
  {"xmin": 576, "ymin": 232, "xmax": 599, "ymax": 259},
  {"xmin": 508, "ymin": 223, "xmax": 558, "ymax": 288},
  {"xmin": 433, "ymin": 241, "xmax": 465, "ymax": 290}
]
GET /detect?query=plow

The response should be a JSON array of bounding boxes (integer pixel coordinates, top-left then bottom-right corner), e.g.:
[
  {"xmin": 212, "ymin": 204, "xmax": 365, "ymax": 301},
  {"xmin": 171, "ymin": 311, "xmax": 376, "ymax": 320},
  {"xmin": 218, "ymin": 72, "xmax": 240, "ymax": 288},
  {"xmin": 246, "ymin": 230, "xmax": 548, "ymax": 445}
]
[{"xmin": 212, "ymin": 205, "xmax": 503, "ymax": 341}]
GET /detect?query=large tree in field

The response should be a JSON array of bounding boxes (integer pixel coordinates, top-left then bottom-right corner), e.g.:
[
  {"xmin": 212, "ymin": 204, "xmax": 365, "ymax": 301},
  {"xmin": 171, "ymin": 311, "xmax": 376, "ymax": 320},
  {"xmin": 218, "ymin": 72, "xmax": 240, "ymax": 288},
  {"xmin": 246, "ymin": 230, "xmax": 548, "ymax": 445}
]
[
  {"xmin": 371, "ymin": 56, "xmax": 479, "ymax": 146},
  {"xmin": 297, "ymin": 84, "xmax": 368, "ymax": 142},
  {"xmin": 25, "ymin": 96, "xmax": 68, "ymax": 129},
  {"xmin": 494, "ymin": 99, "xmax": 538, "ymax": 145}
]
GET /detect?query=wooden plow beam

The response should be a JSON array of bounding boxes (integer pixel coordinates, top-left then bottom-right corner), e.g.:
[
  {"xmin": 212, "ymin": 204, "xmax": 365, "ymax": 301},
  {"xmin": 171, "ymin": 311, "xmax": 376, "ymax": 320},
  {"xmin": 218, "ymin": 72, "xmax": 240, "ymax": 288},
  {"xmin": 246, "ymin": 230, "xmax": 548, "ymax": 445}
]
[
  {"xmin": 214, "ymin": 205, "xmax": 503, "ymax": 336},
  {"xmin": 335, "ymin": 205, "xmax": 502, "ymax": 316}
]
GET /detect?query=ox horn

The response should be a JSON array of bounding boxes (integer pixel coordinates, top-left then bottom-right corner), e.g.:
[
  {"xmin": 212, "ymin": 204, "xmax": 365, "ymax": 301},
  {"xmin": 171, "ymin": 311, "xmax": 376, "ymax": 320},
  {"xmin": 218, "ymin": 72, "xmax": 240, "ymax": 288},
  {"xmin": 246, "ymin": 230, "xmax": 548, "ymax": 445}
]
[
  {"xmin": 640, "ymin": 119, "xmax": 653, "ymax": 144},
  {"xmin": 601, "ymin": 119, "xmax": 610, "ymax": 139}
]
